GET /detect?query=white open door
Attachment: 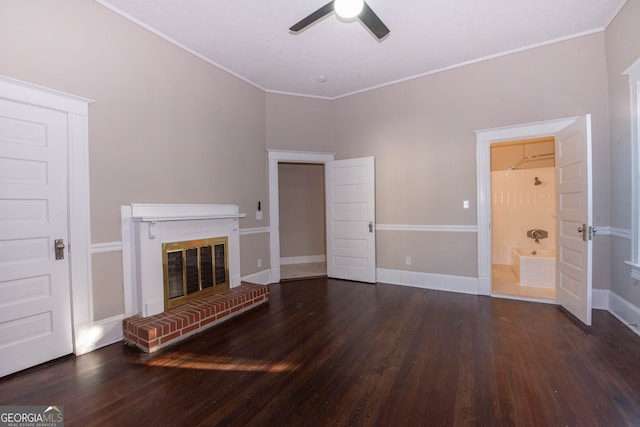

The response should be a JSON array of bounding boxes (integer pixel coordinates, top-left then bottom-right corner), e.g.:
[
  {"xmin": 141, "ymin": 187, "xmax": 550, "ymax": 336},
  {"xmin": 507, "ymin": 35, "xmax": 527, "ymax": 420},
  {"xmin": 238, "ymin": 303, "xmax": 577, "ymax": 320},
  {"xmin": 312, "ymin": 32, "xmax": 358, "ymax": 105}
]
[
  {"xmin": 0, "ymin": 98, "xmax": 73, "ymax": 377},
  {"xmin": 555, "ymin": 115, "xmax": 593, "ymax": 325},
  {"xmin": 325, "ymin": 157, "xmax": 376, "ymax": 283}
]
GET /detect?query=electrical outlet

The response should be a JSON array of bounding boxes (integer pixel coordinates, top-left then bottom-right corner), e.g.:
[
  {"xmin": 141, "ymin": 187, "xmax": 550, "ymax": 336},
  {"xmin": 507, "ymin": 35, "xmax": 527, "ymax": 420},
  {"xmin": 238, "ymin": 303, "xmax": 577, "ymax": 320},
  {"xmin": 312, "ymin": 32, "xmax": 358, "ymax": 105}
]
[
  {"xmin": 405, "ymin": 256, "xmax": 412, "ymax": 265},
  {"xmin": 463, "ymin": 200, "xmax": 470, "ymax": 209},
  {"xmin": 257, "ymin": 258, "xmax": 262, "ymax": 268}
]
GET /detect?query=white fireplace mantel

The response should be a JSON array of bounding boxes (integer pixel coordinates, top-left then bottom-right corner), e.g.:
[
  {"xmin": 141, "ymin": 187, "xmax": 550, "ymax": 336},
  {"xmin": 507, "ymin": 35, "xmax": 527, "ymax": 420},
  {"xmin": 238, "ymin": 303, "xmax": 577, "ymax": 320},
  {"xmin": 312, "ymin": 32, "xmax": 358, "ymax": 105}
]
[
  {"xmin": 130, "ymin": 204, "xmax": 246, "ymax": 222},
  {"xmin": 122, "ymin": 204, "xmax": 246, "ymax": 318}
]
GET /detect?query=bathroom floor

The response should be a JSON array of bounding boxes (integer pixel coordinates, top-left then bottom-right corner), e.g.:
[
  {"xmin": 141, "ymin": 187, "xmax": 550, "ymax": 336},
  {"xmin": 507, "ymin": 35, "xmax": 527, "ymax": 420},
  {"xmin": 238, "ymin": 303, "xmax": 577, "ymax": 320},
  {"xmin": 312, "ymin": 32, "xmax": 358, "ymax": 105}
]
[{"xmin": 492, "ymin": 264, "xmax": 556, "ymax": 301}]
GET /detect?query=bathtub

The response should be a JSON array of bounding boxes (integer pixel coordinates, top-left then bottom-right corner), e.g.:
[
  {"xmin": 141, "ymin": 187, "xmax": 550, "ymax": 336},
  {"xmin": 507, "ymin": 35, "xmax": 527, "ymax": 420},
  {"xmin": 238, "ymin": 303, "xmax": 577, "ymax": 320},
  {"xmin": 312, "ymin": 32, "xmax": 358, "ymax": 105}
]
[{"xmin": 511, "ymin": 248, "xmax": 556, "ymax": 288}]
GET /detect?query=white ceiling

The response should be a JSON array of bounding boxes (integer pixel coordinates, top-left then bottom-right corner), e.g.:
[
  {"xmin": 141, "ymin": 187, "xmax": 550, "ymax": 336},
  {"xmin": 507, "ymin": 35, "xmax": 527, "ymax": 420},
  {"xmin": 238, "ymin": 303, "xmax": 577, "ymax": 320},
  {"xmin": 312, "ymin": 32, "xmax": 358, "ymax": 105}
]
[{"xmin": 96, "ymin": 0, "xmax": 627, "ymax": 99}]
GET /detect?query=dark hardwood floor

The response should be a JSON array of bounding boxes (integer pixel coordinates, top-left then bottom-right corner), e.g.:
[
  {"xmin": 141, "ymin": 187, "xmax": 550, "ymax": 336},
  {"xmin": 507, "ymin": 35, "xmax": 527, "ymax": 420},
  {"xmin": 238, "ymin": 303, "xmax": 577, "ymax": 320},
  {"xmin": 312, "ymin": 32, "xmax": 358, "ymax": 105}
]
[{"xmin": 1, "ymin": 278, "xmax": 640, "ymax": 426}]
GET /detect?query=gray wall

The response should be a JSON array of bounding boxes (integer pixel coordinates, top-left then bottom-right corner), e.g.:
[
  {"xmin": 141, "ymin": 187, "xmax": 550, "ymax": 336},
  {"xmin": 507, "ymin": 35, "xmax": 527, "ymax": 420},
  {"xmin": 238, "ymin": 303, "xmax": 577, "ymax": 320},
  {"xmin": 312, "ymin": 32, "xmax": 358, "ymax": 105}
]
[
  {"xmin": 267, "ymin": 32, "xmax": 611, "ymax": 281},
  {"xmin": 606, "ymin": 0, "xmax": 640, "ymax": 307},
  {"xmin": 0, "ymin": 0, "xmax": 269, "ymax": 319},
  {"xmin": 278, "ymin": 163, "xmax": 326, "ymax": 259},
  {"xmin": 3, "ymin": 0, "xmax": 639, "ymax": 322}
]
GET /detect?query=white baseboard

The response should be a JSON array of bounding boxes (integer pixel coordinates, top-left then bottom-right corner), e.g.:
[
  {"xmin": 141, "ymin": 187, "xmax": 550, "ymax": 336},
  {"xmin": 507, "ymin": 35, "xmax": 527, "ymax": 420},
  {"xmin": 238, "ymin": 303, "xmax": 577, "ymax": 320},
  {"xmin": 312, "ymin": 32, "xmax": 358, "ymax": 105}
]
[
  {"xmin": 592, "ymin": 289, "xmax": 610, "ymax": 310},
  {"xmin": 376, "ymin": 268, "xmax": 479, "ymax": 295},
  {"xmin": 242, "ymin": 269, "xmax": 271, "ymax": 285},
  {"xmin": 74, "ymin": 314, "xmax": 125, "ymax": 355},
  {"xmin": 608, "ymin": 292, "xmax": 640, "ymax": 337},
  {"xmin": 280, "ymin": 255, "xmax": 326, "ymax": 265}
]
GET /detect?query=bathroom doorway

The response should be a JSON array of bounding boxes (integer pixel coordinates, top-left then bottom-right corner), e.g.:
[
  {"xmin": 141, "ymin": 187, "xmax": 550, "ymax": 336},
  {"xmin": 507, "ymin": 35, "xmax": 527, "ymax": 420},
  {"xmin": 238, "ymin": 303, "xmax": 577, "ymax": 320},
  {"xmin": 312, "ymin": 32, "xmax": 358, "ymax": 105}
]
[{"xmin": 490, "ymin": 137, "xmax": 557, "ymax": 301}]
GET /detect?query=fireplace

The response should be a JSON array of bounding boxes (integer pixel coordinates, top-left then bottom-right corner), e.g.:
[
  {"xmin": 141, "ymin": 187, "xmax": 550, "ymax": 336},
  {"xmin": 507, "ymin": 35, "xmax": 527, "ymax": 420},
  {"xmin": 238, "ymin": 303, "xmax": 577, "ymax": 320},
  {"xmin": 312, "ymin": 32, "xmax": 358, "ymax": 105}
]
[
  {"xmin": 122, "ymin": 204, "xmax": 245, "ymax": 318},
  {"xmin": 163, "ymin": 237, "xmax": 229, "ymax": 309}
]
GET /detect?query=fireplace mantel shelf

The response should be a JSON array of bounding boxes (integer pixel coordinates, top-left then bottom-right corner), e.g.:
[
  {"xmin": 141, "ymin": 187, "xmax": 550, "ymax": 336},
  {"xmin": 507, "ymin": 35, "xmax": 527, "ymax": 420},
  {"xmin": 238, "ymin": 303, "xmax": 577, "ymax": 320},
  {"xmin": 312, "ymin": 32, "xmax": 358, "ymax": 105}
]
[
  {"xmin": 129, "ymin": 203, "xmax": 246, "ymax": 222},
  {"xmin": 132, "ymin": 213, "xmax": 246, "ymax": 222}
]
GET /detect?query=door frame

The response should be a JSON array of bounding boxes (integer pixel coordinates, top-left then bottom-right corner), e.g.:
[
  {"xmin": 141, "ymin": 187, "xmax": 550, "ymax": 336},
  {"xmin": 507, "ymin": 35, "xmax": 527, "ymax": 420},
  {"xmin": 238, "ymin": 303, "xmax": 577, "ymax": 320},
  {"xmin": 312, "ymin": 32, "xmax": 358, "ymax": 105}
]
[
  {"xmin": 0, "ymin": 75, "xmax": 93, "ymax": 354},
  {"xmin": 475, "ymin": 116, "xmax": 580, "ymax": 295},
  {"xmin": 267, "ymin": 150, "xmax": 335, "ymax": 283}
]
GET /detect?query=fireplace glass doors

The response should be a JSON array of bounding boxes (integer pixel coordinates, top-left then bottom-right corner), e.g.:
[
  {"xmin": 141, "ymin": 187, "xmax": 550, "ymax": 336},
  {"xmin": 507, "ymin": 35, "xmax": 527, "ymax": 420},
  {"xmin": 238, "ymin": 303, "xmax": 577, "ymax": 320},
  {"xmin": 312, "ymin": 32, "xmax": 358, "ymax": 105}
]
[{"xmin": 162, "ymin": 237, "xmax": 229, "ymax": 309}]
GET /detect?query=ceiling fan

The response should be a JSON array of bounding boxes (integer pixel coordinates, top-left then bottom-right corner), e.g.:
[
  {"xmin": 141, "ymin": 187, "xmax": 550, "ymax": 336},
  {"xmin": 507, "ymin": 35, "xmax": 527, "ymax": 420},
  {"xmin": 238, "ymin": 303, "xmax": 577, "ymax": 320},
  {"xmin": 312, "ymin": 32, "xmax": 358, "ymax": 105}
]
[{"xmin": 289, "ymin": 0, "xmax": 390, "ymax": 40}]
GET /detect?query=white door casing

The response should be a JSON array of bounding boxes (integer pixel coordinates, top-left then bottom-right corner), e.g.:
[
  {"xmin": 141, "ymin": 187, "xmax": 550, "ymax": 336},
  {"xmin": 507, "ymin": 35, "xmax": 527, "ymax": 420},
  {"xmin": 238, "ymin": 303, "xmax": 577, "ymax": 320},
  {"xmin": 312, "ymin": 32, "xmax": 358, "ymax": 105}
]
[
  {"xmin": 267, "ymin": 150, "xmax": 336, "ymax": 284},
  {"xmin": 475, "ymin": 117, "xmax": 581, "ymax": 295},
  {"xmin": 0, "ymin": 75, "xmax": 93, "ymax": 363},
  {"xmin": 555, "ymin": 115, "xmax": 593, "ymax": 325},
  {"xmin": 475, "ymin": 115, "xmax": 593, "ymax": 325},
  {"xmin": 325, "ymin": 157, "xmax": 376, "ymax": 283},
  {"xmin": 0, "ymin": 99, "xmax": 74, "ymax": 377}
]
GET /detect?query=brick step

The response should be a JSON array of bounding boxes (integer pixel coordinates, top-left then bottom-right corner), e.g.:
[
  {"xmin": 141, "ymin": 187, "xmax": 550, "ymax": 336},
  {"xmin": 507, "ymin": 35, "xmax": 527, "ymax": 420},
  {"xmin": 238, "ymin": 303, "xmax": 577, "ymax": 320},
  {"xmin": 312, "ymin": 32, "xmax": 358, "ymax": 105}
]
[{"xmin": 123, "ymin": 282, "xmax": 269, "ymax": 353}]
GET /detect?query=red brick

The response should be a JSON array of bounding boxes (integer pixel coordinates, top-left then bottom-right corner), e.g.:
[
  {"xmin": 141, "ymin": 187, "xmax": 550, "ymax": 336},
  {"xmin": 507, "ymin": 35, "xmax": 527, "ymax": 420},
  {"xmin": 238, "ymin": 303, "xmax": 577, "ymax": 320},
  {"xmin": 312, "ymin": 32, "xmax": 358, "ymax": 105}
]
[
  {"xmin": 159, "ymin": 331, "xmax": 181, "ymax": 344},
  {"xmin": 182, "ymin": 323, "xmax": 199, "ymax": 335},
  {"xmin": 200, "ymin": 316, "xmax": 216, "ymax": 327}
]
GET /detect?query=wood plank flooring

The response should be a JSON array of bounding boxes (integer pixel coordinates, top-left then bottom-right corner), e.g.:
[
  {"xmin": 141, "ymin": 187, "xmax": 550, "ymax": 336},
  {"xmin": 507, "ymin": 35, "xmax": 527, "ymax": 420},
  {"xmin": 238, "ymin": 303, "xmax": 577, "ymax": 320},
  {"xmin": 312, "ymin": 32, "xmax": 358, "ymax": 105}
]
[{"xmin": 1, "ymin": 278, "xmax": 640, "ymax": 426}]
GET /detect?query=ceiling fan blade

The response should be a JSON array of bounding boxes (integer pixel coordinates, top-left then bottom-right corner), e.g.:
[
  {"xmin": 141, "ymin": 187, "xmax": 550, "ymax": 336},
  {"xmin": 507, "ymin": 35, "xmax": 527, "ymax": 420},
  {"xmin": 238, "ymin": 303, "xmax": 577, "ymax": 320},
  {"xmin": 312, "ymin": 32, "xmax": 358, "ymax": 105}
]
[
  {"xmin": 359, "ymin": 2, "xmax": 390, "ymax": 40},
  {"xmin": 289, "ymin": 1, "xmax": 335, "ymax": 33}
]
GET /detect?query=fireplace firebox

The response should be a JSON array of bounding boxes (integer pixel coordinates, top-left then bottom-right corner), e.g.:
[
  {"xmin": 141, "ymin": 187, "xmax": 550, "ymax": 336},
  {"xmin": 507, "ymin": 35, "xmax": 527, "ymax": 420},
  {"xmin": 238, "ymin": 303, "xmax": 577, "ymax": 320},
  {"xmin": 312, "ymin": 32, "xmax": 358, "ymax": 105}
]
[{"xmin": 163, "ymin": 237, "xmax": 228, "ymax": 309}]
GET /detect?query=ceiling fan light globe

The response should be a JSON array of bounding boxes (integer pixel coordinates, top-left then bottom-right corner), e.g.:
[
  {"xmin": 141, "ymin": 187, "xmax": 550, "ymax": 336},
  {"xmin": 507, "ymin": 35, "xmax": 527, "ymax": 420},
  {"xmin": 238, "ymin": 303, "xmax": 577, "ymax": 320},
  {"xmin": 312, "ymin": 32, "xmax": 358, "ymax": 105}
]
[{"xmin": 334, "ymin": 0, "xmax": 364, "ymax": 19}]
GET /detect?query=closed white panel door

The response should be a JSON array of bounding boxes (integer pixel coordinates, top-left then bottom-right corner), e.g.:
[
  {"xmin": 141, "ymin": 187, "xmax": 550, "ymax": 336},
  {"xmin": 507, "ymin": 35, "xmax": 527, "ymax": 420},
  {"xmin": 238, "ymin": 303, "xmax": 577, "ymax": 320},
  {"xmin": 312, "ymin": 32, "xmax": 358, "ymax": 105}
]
[
  {"xmin": 325, "ymin": 157, "xmax": 376, "ymax": 283},
  {"xmin": 0, "ymin": 98, "xmax": 73, "ymax": 377},
  {"xmin": 555, "ymin": 115, "xmax": 593, "ymax": 326}
]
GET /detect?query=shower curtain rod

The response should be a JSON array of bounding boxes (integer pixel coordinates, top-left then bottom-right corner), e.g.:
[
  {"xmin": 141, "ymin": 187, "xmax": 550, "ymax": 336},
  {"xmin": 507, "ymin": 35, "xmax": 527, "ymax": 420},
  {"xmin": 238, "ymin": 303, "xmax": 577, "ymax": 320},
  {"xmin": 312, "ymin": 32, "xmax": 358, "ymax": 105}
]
[{"xmin": 507, "ymin": 152, "xmax": 554, "ymax": 171}]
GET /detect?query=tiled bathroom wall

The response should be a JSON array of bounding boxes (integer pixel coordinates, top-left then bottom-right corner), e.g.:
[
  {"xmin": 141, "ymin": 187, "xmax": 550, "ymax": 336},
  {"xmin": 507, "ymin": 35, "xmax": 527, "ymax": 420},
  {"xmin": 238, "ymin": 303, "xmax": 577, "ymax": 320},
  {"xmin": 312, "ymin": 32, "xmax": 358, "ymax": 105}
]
[{"xmin": 491, "ymin": 167, "xmax": 556, "ymax": 265}]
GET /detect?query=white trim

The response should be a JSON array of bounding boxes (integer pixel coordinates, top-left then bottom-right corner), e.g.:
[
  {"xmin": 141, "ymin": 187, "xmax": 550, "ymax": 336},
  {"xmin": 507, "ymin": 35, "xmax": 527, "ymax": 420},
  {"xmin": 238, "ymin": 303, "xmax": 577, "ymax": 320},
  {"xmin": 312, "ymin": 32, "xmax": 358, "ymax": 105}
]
[
  {"xmin": 74, "ymin": 314, "xmax": 125, "ymax": 356},
  {"xmin": 91, "ymin": 241, "xmax": 123, "ymax": 254},
  {"xmin": 475, "ymin": 117, "xmax": 580, "ymax": 296},
  {"xmin": 623, "ymin": 58, "xmax": 640, "ymax": 282},
  {"xmin": 129, "ymin": 203, "xmax": 246, "ymax": 222},
  {"xmin": 0, "ymin": 75, "xmax": 95, "ymax": 356},
  {"xmin": 267, "ymin": 150, "xmax": 336, "ymax": 283},
  {"xmin": 121, "ymin": 206, "xmax": 136, "ymax": 316},
  {"xmin": 608, "ymin": 292, "xmax": 640, "ymax": 337},
  {"xmin": 67, "ymin": 110, "xmax": 94, "ymax": 334},
  {"xmin": 241, "ymin": 269, "xmax": 271, "ymax": 285},
  {"xmin": 624, "ymin": 261, "xmax": 640, "ymax": 282},
  {"xmin": 597, "ymin": 226, "xmax": 632, "ymax": 239},
  {"xmin": 240, "ymin": 227, "xmax": 270, "ymax": 236},
  {"xmin": 0, "ymin": 75, "xmax": 93, "ymax": 113},
  {"xmin": 281, "ymin": 255, "xmax": 326, "ymax": 265},
  {"xmin": 376, "ymin": 268, "xmax": 479, "ymax": 295},
  {"xmin": 376, "ymin": 224, "xmax": 478, "ymax": 232}
]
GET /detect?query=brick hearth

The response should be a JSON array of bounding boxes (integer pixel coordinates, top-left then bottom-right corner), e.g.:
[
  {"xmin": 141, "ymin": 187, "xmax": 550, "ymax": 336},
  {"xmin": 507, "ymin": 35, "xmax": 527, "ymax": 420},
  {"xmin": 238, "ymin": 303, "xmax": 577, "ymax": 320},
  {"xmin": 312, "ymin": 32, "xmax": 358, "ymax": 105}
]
[{"xmin": 123, "ymin": 282, "xmax": 269, "ymax": 353}]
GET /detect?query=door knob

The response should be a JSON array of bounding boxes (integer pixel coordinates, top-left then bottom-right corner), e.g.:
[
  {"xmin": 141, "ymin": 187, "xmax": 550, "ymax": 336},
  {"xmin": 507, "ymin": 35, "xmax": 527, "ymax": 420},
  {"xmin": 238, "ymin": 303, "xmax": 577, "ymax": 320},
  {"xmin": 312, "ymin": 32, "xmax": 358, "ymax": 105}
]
[
  {"xmin": 577, "ymin": 224, "xmax": 587, "ymax": 242},
  {"xmin": 54, "ymin": 239, "xmax": 65, "ymax": 260}
]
